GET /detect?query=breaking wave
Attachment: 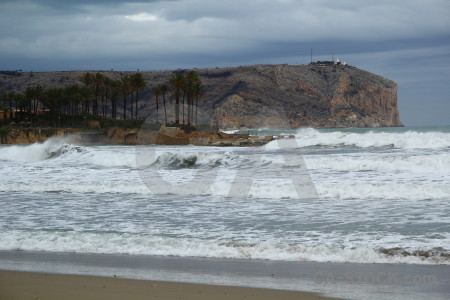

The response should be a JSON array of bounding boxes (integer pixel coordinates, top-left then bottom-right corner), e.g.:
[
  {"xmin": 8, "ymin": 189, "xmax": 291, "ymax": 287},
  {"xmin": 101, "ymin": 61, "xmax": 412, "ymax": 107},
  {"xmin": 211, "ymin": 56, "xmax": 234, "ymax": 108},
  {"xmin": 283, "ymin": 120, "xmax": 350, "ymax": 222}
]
[
  {"xmin": 1, "ymin": 180, "xmax": 448, "ymax": 200},
  {"xmin": 1, "ymin": 230, "xmax": 448, "ymax": 265},
  {"xmin": 265, "ymin": 128, "xmax": 450, "ymax": 150},
  {"xmin": 304, "ymin": 152, "xmax": 450, "ymax": 173},
  {"xmin": 0, "ymin": 139, "xmax": 86, "ymax": 162},
  {"xmin": 146, "ymin": 152, "xmax": 242, "ymax": 170}
]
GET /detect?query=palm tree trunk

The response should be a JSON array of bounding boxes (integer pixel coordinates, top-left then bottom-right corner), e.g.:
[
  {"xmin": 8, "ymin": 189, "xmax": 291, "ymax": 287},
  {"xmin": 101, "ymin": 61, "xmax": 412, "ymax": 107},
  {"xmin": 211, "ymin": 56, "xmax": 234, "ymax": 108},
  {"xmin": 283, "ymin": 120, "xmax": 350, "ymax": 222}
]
[
  {"xmin": 195, "ymin": 97, "xmax": 198, "ymax": 126},
  {"xmin": 135, "ymin": 90, "xmax": 138, "ymax": 120},
  {"xmin": 163, "ymin": 96, "xmax": 167, "ymax": 125},
  {"xmin": 182, "ymin": 93, "xmax": 185, "ymax": 125},
  {"xmin": 123, "ymin": 94, "xmax": 127, "ymax": 120},
  {"xmin": 130, "ymin": 93, "xmax": 134, "ymax": 120},
  {"xmin": 9, "ymin": 98, "xmax": 13, "ymax": 120},
  {"xmin": 175, "ymin": 98, "xmax": 179, "ymax": 125},
  {"xmin": 155, "ymin": 96, "xmax": 159, "ymax": 123}
]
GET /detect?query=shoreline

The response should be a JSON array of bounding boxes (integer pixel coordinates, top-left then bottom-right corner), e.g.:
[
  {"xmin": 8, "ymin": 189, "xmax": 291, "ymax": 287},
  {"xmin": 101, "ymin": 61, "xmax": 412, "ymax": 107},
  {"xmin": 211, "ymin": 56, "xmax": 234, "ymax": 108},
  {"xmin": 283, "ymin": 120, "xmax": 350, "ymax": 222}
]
[
  {"xmin": 0, "ymin": 270, "xmax": 339, "ymax": 300},
  {"xmin": 0, "ymin": 126, "xmax": 275, "ymax": 146},
  {"xmin": 1, "ymin": 250, "xmax": 449, "ymax": 300}
]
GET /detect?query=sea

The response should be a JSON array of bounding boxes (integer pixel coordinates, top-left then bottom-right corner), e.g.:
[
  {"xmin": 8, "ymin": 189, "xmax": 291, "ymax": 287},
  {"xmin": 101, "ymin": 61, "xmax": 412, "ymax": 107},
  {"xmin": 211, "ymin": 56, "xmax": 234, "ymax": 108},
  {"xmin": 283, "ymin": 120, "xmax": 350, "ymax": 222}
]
[{"xmin": 0, "ymin": 126, "xmax": 449, "ymax": 266}]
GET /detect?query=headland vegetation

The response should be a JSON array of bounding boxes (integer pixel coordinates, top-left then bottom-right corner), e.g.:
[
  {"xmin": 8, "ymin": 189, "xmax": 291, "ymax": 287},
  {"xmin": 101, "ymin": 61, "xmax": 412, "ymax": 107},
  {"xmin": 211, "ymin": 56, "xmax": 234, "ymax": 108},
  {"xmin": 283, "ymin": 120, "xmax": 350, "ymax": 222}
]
[{"xmin": 0, "ymin": 63, "xmax": 402, "ymax": 145}]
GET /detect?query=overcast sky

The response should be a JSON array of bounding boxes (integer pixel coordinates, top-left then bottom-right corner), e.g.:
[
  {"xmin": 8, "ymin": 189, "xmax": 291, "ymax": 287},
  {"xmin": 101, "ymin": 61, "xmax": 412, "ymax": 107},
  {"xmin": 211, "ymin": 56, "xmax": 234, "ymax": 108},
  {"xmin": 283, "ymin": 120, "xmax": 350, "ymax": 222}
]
[{"xmin": 1, "ymin": 0, "xmax": 449, "ymax": 126}]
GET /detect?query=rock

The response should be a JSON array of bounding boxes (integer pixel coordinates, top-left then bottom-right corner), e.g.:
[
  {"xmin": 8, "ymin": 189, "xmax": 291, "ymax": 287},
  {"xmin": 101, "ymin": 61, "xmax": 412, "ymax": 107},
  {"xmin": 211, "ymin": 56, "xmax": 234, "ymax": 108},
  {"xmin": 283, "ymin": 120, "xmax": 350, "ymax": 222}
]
[{"xmin": 0, "ymin": 64, "xmax": 402, "ymax": 129}]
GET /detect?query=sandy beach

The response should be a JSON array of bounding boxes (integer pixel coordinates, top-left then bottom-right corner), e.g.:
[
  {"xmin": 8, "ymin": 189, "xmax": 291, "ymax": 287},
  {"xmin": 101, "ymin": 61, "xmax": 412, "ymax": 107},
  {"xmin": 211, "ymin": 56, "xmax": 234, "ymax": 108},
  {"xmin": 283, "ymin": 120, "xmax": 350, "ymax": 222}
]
[
  {"xmin": 1, "ymin": 127, "xmax": 449, "ymax": 300},
  {"xmin": 0, "ymin": 270, "xmax": 339, "ymax": 300},
  {"xmin": 1, "ymin": 251, "xmax": 449, "ymax": 300}
]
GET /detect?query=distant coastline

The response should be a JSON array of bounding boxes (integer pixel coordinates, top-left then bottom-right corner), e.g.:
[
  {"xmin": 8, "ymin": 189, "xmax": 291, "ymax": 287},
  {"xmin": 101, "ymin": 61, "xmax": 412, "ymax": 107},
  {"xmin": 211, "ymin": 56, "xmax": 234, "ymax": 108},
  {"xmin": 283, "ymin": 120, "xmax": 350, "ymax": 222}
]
[
  {"xmin": 1, "ymin": 64, "xmax": 403, "ymax": 133},
  {"xmin": 0, "ymin": 125, "xmax": 276, "ymax": 146}
]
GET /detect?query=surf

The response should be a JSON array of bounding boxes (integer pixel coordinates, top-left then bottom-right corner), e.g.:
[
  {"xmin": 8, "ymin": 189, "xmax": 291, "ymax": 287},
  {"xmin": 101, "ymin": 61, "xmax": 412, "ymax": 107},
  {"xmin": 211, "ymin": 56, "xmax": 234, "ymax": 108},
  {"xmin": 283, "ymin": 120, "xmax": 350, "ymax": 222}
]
[{"xmin": 264, "ymin": 127, "xmax": 450, "ymax": 150}]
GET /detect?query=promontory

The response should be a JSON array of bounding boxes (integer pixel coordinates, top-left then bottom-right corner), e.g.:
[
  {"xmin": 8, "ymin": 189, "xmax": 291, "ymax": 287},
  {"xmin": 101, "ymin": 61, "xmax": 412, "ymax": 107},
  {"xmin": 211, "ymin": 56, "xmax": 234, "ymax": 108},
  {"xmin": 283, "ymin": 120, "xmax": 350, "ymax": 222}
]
[{"xmin": 0, "ymin": 63, "xmax": 402, "ymax": 129}]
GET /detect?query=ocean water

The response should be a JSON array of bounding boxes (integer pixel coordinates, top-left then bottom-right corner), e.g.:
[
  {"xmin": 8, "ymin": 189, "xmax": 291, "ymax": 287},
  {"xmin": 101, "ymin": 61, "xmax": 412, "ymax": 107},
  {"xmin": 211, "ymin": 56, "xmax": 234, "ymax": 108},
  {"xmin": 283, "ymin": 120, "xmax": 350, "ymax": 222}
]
[{"xmin": 0, "ymin": 126, "xmax": 449, "ymax": 265}]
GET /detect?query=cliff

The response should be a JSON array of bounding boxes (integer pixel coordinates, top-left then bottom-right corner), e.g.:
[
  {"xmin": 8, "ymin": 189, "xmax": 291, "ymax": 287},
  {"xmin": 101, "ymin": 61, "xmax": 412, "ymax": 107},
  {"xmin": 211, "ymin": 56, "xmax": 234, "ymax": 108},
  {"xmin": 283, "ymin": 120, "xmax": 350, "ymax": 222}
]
[{"xmin": 0, "ymin": 64, "xmax": 402, "ymax": 129}]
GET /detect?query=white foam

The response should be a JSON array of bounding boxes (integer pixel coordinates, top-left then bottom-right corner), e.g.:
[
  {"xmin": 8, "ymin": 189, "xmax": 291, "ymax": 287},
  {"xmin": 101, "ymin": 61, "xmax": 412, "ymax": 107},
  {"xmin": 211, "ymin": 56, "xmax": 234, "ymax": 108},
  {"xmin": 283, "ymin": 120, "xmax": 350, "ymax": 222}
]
[
  {"xmin": 0, "ymin": 139, "xmax": 68, "ymax": 162},
  {"xmin": 136, "ymin": 149, "xmax": 242, "ymax": 170},
  {"xmin": 1, "ymin": 175, "xmax": 447, "ymax": 200},
  {"xmin": 1, "ymin": 230, "xmax": 447, "ymax": 265},
  {"xmin": 0, "ymin": 182, "xmax": 151, "ymax": 195},
  {"xmin": 265, "ymin": 128, "xmax": 450, "ymax": 150},
  {"xmin": 304, "ymin": 153, "xmax": 450, "ymax": 174}
]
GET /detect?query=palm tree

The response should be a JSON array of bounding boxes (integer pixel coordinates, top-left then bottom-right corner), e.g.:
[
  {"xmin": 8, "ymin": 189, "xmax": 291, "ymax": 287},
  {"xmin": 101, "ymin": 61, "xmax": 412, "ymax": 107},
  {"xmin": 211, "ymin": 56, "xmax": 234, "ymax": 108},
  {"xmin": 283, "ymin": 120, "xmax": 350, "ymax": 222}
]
[
  {"xmin": 15, "ymin": 93, "xmax": 27, "ymax": 120},
  {"xmin": 1, "ymin": 93, "xmax": 9, "ymax": 120},
  {"xmin": 184, "ymin": 70, "xmax": 200, "ymax": 127},
  {"xmin": 79, "ymin": 85, "xmax": 92, "ymax": 114},
  {"xmin": 101, "ymin": 76, "xmax": 113, "ymax": 118},
  {"xmin": 169, "ymin": 72, "xmax": 185, "ymax": 125},
  {"xmin": 130, "ymin": 72, "xmax": 146, "ymax": 119},
  {"xmin": 152, "ymin": 86, "xmax": 161, "ymax": 123},
  {"xmin": 65, "ymin": 84, "xmax": 83, "ymax": 116},
  {"xmin": 41, "ymin": 87, "xmax": 63, "ymax": 125},
  {"xmin": 81, "ymin": 72, "xmax": 94, "ymax": 86},
  {"xmin": 120, "ymin": 75, "xmax": 131, "ymax": 120},
  {"xmin": 25, "ymin": 85, "xmax": 44, "ymax": 116},
  {"xmin": 92, "ymin": 72, "xmax": 105, "ymax": 116},
  {"xmin": 80, "ymin": 73, "xmax": 94, "ymax": 113},
  {"xmin": 109, "ymin": 80, "xmax": 121, "ymax": 119},
  {"xmin": 194, "ymin": 81, "xmax": 204, "ymax": 126},
  {"xmin": 159, "ymin": 84, "xmax": 169, "ymax": 125},
  {"xmin": 6, "ymin": 92, "xmax": 15, "ymax": 120}
]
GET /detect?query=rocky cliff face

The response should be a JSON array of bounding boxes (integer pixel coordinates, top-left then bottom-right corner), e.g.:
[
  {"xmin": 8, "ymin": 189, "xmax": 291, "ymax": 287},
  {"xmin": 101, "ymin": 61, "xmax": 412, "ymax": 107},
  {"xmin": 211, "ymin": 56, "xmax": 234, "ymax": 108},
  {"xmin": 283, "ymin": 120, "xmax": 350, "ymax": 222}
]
[
  {"xmin": 203, "ymin": 64, "xmax": 402, "ymax": 128},
  {"xmin": 0, "ymin": 64, "xmax": 402, "ymax": 129}
]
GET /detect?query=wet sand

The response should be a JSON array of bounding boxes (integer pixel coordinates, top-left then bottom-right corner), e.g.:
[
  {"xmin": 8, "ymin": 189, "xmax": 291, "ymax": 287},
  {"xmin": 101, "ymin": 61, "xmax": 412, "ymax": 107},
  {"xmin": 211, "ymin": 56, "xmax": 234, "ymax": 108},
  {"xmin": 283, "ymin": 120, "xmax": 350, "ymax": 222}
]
[
  {"xmin": 0, "ymin": 270, "xmax": 338, "ymax": 300},
  {"xmin": 1, "ymin": 251, "xmax": 449, "ymax": 300}
]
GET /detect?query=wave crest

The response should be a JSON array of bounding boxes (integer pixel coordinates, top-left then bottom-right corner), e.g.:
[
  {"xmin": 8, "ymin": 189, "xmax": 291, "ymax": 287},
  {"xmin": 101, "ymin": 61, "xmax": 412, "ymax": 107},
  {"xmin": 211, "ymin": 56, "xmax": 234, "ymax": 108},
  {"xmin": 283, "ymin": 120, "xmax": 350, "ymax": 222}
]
[
  {"xmin": 1, "ymin": 230, "xmax": 448, "ymax": 264},
  {"xmin": 265, "ymin": 128, "xmax": 450, "ymax": 150}
]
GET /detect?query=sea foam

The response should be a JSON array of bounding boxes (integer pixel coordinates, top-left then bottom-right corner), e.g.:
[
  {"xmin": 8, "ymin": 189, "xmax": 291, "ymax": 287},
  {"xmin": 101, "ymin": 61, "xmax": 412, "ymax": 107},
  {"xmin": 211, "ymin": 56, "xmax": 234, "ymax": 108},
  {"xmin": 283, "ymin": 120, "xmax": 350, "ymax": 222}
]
[
  {"xmin": 265, "ymin": 128, "xmax": 450, "ymax": 150},
  {"xmin": 1, "ymin": 230, "xmax": 448, "ymax": 265}
]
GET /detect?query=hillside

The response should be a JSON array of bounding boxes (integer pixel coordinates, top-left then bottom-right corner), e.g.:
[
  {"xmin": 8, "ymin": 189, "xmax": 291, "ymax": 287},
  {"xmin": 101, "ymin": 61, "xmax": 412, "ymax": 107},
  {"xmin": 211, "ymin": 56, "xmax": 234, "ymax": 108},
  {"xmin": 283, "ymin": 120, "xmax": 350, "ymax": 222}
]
[{"xmin": 0, "ymin": 64, "xmax": 402, "ymax": 129}]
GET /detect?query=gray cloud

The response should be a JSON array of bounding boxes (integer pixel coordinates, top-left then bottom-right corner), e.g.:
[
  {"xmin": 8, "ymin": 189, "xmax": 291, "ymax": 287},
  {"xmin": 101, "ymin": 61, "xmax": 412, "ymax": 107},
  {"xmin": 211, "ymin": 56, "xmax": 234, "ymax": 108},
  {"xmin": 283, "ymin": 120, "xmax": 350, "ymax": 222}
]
[{"xmin": 0, "ymin": 0, "xmax": 449, "ymax": 125}]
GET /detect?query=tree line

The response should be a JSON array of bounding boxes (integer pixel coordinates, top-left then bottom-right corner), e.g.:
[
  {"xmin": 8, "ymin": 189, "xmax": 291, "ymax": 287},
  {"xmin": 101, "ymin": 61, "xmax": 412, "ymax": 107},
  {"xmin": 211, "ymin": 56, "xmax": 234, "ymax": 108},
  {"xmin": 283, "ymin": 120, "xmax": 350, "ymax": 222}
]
[{"xmin": 0, "ymin": 70, "xmax": 204, "ymax": 129}]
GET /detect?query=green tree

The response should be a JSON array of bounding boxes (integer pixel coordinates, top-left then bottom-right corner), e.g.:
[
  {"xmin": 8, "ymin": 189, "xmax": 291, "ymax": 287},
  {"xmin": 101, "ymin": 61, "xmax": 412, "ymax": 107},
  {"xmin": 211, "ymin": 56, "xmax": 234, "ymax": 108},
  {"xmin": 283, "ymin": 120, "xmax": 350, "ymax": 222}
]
[
  {"xmin": 80, "ymin": 72, "xmax": 94, "ymax": 113},
  {"xmin": 130, "ymin": 72, "xmax": 146, "ymax": 119},
  {"xmin": 159, "ymin": 84, "xmax": 169, "ymax": 125},
  {"xmin": 79, "ymin": 85, "xmax": 93, "ymax": 114},
  {"xmin": 5, "ymin": 92, "xmax": 16, "ymax": 120},
  {"xmin": 194, "ymin": 81, "xmax": 204, "ymax": 126},
  {"xmin": 152, "ymin": 86, "xmax": 161, "ymax": 123},
  {"xmin": 25, "ymin": 85, "xmax": 44, "ymax": 116},
  {"xmin": 0, "ymin": 93, "xmax": 9, "ymax": 120},
  {"xmin": 14, "ymin": 93, "xmax": 27, "ymax": 120},
  {"xmin": 120, "ymin": 75, "xmax": 131, "ymax": 120},
  {"xmin": 41, "ymin": 87, "xmax": 63, "ymax": 125},
  {"xmin": 101, "ymin": 76, "xmax": 113, "ymax": 118},
  {"xmin": 64, "ymin": 84, "xmax": 82, "ymax": 116},
  {"xmin": 184, "ymin": 70, "xmax": 200, "ymax": 128},
  {"xmin": 109, "ymin": 80, "xmax": 121, "ymax": 119},
  {"xmin": 92, "ymin": 72, "xmax": 105, "ymax": 116},
  {"xmin": 169, "ymin": 72, "xmax": 185, "ymax": 125}
]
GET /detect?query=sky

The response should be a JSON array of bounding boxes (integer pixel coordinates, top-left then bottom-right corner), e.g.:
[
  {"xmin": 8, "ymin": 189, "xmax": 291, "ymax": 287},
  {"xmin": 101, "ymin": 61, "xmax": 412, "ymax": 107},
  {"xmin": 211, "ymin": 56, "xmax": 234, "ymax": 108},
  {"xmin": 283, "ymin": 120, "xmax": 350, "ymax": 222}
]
[{"xmin": 0, "ymin": 0, "xmax": 449, "ymax": 126}]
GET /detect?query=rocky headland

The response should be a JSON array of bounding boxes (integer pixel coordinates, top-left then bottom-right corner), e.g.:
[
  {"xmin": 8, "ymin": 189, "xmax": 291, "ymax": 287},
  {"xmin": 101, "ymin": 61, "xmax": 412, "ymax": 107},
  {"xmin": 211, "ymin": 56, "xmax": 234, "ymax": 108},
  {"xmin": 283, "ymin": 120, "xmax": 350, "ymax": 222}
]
[
  {"xmin": 0, "ymin": 126, "xmax": 275, "ymax": 146},
  {"xmin": 0, "ymin": 63, "xmax": 402, "ymax": 130}
]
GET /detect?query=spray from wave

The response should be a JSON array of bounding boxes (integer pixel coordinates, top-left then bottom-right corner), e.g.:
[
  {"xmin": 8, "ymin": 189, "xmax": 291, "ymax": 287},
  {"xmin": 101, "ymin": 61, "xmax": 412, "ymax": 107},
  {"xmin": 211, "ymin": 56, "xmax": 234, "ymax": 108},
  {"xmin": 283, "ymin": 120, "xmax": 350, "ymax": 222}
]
[
  {"xmin": 146, "ymin": 152, "xmax": 242, "ymax": 169},
  {"xmin": 0, "ymin": 138, "xmax": 86, "ymax": 162},
  {"xmin": 1, "ymin": 230, "xmax": 448, "ymax": 265},
  {"xmin": 265, "ymin": 128, "xmax": 450, "ymax": 150}
]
